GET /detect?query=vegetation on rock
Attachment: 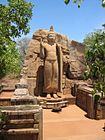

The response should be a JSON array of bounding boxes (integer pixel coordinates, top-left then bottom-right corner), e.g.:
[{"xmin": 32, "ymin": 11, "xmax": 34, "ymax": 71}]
[{"xmin": 0, "ymin": 110, "xmax": 7, "ymax": 129}]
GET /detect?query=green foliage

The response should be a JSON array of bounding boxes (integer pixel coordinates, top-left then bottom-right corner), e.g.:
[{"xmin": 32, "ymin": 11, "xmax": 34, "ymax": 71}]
[
  {"xmin": 0, "ymin": 0, "xmax": 33, "ymax": 42},
  {"xmin": 0, "ymin": 84, "xmax": 3, "ymax": 92},
  {"xmin": 4, "ymin": 43, "xmax": 21, "ymax": 76},
  {"xmin": 84, "ymin": 29, "xmax": 105, "ymax": 96},
  {"xmin": 0, "ymin": 112, "xmax": 6, "ymax": 123},
  {"xmin": 64, "ymin": 0, "xmax": 105, "ymax": 8},
  {"xmin": 0, "ymin": 0, "xmax": 33, "ymax": 77},
  {"xmin": 64, "ymin": 0, "xmax": 70, "ymax": 5},
  {"xmin": 102, "ymin": 0, "xmax": 105, "ymax": 7},
  {"xmin": 64, "ymin": 0, "xmax": 83, "ymax": 7},
  {"xmin": 0, "ymin": 111, "xmax": 7, "ymax": 129},
  {"xmin": 94, "ymin": 94, "xmax": 100, "ymax": 107},
  {"xmin": 0, "ymin": 42, "xmax": 21, "ymax": 78}
]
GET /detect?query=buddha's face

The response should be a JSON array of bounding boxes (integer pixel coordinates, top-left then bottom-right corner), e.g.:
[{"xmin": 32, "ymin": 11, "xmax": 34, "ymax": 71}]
[{"xmin": 48, "ymin": 33, "xmax": 56, "ymax": 43}]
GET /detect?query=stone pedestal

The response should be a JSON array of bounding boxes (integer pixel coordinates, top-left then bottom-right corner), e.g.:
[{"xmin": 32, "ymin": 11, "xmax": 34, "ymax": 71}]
[
  {"xmin": 36, "ymin": 93, "xmax": 76, "ymax": 109},
  {"xmin": 11, "ymin": 78, "xmax": 37, "ymax": 105}
]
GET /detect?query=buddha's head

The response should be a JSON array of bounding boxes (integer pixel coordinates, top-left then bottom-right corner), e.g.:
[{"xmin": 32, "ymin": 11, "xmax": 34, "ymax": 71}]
[{"xmin": 47, "ymin": 26, "xmax": 56, "ymax": 44}]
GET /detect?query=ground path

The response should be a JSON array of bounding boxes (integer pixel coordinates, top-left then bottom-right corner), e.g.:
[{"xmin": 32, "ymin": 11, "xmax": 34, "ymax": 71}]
[{"xmin": 43, "ymin": 105, "xmax": 105, "ymax": 140}]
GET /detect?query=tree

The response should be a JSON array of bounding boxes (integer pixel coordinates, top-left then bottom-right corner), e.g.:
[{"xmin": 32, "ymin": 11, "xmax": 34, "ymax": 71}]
[
  {"xmin": 0, "ymin": 0, "xmax": 33, "ymax": 77},
  {"xmin": 64, "ymin": 0, "xmax": 83, "ymax": 7},
  {"xmin": 83, "ymin": 28, "xmax": 105, "ymax": 95},
  {"xmin": 0, "ymin": 0, "xmax": 33, "ymax": 45},
  {"xmin": 17, "ymin": 37, "xmax": 31, "ymax": 65},
  {"xmin": 83, "ymin": 29, "xmax": 104, "ymax": 50},
  {"xmin": 64, "ymin": 0, "xmax": 105, "ymax": 8},
  {"xmin": 2, "ymin": 42, "xmax": 21, "ymax": 77}
]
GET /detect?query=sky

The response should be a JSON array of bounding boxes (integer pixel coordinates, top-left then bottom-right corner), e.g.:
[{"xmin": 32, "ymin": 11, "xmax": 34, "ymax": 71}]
[{"xmin": 1, "ymin": 0, "xmax": 105, "ymax": 42}]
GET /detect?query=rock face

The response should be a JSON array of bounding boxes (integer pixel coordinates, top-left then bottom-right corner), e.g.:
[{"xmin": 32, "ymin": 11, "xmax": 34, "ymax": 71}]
[
  {"xmin": 68, "ymin": 40, "xmax": 86, "ymax": 79},
  {"xmin": 21, "ymin": 28, "xmax": 86, "ymax": 96}
]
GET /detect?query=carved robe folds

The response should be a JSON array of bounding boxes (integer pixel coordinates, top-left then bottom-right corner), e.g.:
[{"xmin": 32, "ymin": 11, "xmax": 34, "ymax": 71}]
[{"xmin": 40, "ymin": 43, "xmax": 62, "ymax": 94}]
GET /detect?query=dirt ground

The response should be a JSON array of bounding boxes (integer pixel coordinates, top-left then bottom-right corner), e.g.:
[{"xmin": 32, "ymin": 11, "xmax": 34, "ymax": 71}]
[{"xmin": 43, "ymin": 105, "xmax": 105, "ymax": 140}]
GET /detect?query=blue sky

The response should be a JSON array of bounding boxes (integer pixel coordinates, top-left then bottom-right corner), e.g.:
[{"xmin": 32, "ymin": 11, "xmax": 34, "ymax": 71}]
[{"xmin": 1, "ymin": 0, "xmax": 105, "ymax": 42}]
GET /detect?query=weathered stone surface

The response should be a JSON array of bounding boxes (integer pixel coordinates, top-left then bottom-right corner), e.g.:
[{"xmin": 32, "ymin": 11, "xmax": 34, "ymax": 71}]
[
  {"xmin": 76, "ymin": 85, "xmax": 95, "ymax": 118},
  {"xmin": 13, "ymin": 76, "xmax": 37, "ymax": 105},
  {"xmin": 14, "ymin": 88, "xmax": 29, "ymax": 96},
  {"xmin": 95, "ymin": 97, "xmax": 105, "ymax": 120},
  {"xmin": 14, "ymin": 78, "xmax": 29, "ymax": 96}
]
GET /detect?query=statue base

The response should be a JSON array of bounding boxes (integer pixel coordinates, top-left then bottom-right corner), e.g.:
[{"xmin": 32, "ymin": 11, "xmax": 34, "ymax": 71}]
[{"xmin": 36, "ymin": 94, "xmax": 75, "ymax": 109}]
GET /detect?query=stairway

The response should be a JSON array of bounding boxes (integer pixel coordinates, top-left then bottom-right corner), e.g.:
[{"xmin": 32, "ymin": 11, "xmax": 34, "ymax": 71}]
[{"xmin": 0, "ymin": 105, "xmax": 43, "ymax": 140}]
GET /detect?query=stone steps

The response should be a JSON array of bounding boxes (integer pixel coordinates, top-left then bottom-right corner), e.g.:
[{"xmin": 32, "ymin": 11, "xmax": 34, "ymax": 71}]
[
  {"xmin": 41, "ymin": 100, "xmax": 69, "ymax": 109},
  {"xmin": 0, "ymin": 128, "xmax": 39, "ymax": 135},
  {"xmin": 0, "ymin": 105, "xmax": 43, "ymax": 140},
  {"xmin": 9, "ymin": 119, "xmax": 34, "ymax": 124}
]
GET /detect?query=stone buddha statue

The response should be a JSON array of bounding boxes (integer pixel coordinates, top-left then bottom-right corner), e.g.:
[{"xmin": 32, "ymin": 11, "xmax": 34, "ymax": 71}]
[{"xmin": 40, "ymin": 26, "xmax": 63, "ymax": 99}]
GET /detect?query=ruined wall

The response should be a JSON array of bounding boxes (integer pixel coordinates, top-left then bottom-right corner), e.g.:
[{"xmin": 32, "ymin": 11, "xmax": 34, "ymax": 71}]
[
  {"xmin": 76, "ymin": 85, "xmax": 95, "ymax": 119},
  {"xmin": 21, "ymin": 29, "xmax": 86, "ymax": 96}
]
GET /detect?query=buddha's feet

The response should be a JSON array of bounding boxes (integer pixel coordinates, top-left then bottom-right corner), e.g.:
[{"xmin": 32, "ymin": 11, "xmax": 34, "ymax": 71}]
[
  {"xmin": 53, "ymin": 93, "xmax": 58, "ymax": 99},
  {"xmin": 47, "ymin": 94, "xmax": 51, "ymax": 99}
]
